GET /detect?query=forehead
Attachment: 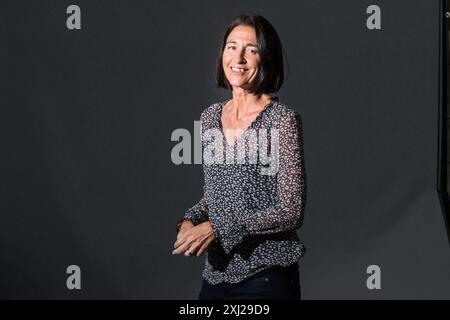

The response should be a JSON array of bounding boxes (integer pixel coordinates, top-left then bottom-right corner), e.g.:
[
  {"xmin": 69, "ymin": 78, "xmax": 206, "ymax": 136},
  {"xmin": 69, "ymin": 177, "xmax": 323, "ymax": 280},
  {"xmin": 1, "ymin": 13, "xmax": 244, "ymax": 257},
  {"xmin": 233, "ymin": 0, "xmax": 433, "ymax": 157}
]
[{"xmin": 226, "ymin": 25, "xmax": 257, "ymax": 44}]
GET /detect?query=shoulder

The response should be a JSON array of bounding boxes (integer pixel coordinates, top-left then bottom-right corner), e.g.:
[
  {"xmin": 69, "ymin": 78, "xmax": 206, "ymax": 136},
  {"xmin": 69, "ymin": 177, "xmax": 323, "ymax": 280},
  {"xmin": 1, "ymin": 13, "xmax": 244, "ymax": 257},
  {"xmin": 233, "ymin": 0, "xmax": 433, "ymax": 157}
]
[
  {"xmin": 268, "ymin": 100, "xmax": 303, "ymax": 127},
  {"xmin": 199, "ymin": 100, "xmax": 226, "ymax": 121}
]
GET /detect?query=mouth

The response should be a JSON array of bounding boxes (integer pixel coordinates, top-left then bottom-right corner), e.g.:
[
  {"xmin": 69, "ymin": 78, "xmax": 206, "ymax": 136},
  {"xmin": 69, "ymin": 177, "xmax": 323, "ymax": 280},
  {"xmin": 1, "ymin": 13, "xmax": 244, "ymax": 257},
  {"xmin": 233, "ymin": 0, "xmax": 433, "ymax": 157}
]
[{"xmin": 230, "ymin": 66, "xmax": 248, "ymax": 74}]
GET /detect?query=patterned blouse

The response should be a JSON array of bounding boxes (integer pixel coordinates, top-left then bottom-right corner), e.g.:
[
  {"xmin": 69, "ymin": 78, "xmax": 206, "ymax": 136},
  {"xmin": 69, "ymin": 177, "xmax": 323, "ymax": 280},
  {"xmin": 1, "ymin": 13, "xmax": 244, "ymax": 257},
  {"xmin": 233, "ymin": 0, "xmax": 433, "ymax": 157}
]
[{"xmin": 178, "ymin": 96, "xmax": 307, "ymax": 285}]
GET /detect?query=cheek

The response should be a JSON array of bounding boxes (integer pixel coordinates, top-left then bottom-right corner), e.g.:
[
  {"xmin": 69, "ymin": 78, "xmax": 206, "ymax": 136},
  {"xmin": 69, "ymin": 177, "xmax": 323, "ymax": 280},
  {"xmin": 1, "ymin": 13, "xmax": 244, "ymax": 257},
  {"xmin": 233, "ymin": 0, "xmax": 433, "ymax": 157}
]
[
  {"xmin": 250, "ymin": 64, "xmax": 260, "ymax": 75},
  {"xmin": 222, "ymin": 52, "xmax": 231, "ymax": 62},
  {"xmin": 222, "ymin": 63, "xmax": 229, "ymax": 76},
  {"xmin": 222, "ymin": 56, "xmax": 230, "ymax": 70},
  {"xmin": 248, "ymin": 58, "xmax": 260, "ymax": 71}
]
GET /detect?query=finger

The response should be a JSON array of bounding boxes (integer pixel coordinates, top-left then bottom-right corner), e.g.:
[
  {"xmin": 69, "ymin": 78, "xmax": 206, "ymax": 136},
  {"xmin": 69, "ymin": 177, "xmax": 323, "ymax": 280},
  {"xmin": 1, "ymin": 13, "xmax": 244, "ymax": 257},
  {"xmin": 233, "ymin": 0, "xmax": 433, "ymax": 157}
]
[
  {"xmin": 184, "ymin": 245, "xmax": 197, "ymax": 256},
  {"xmin": 173, "ymin": 245, "xmax": 188, "ymax": 255},
  {"xmin": 174, "ymin": 232, "xmax": 189, "ymax": 248},
  {"xmin": 173, "ymin": 238, "xmax": 183, "ymax": 249},
  {"xmin": 174, "ymin": 238, "xmax": 184, "ymax": 249},
  {"xmin": 196, "ymin": 237, "xmax": 214, "ymax": 256},
  {"xmin": 172, "ymin": 240, "xmax": 192, "ymax": 255},
  {"xmin": 196, "ymin": 242, "xmax": 209, "ymax": 257},
  {"xmin": 175, "ymin": 228, "xmax": 205, "ymax": 249},
  {"xmin": 186, "ymin": 240, "xmax": 202, "ymax": 256}
]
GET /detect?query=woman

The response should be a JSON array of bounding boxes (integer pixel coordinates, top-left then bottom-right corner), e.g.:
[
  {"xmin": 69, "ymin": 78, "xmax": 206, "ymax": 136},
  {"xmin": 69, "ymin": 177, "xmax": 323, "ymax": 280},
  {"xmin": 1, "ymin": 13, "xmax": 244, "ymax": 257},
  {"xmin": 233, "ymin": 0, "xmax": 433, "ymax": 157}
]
[{"xmin": 172, "ymin": 13, "xmax": 307, "ymax": 300}]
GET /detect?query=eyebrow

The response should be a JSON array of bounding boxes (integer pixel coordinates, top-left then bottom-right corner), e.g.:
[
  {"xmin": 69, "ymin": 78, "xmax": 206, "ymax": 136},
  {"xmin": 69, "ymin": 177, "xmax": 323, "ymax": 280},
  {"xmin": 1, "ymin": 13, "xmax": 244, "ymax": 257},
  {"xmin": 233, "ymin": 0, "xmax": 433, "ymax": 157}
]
[{"xmin": 226, "ymin": 41, "xmax": 258, "ymax": 48}]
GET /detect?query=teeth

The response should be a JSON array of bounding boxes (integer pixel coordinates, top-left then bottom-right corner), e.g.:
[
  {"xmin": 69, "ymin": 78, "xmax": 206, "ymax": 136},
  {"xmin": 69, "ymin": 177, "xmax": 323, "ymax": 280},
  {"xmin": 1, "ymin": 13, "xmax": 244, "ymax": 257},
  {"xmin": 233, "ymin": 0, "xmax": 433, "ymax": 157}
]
[{"xmin": 231, "ymin": 67, "xmax": 245, "ymax": 73}]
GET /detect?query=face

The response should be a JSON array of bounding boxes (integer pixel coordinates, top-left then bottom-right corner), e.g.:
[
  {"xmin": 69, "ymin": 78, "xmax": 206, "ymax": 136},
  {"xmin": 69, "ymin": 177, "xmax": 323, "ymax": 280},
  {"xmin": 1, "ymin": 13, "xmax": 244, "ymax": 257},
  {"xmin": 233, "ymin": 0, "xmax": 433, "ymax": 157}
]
[{"xmin": 222, "ymin": 25, "xmax": 261, "ymax": 91}]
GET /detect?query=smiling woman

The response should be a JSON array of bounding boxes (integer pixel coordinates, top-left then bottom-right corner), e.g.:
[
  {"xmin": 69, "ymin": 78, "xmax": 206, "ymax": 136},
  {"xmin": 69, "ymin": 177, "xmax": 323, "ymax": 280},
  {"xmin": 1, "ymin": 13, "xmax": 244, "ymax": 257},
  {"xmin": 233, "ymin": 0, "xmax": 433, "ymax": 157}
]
[
  {"xmin": 173, "ymin": 13, "xmax": 307, "ymax": 300},
  {"xmin": 222, "ymin": 26, "xmax": 261, "ymax": 91},
  {"xmin": 216, "ymin": 15, "xmax": 284, "ymax": 96}
]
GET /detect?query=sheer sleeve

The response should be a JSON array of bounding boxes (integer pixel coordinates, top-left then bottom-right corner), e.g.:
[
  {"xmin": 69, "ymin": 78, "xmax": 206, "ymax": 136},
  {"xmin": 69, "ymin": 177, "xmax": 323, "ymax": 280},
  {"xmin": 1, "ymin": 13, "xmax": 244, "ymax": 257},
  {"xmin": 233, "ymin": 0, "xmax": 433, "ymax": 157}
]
[
  {"xmin": 210, "ymin": 111, "xmax": 307, "ymax": 253},
  {"xmin": 184, "ymin": 193, "xmax": 209, "ymax": 224},
  {"xmin": 176, "ymin": 190, "xmax": 210, "ymax": 233}
]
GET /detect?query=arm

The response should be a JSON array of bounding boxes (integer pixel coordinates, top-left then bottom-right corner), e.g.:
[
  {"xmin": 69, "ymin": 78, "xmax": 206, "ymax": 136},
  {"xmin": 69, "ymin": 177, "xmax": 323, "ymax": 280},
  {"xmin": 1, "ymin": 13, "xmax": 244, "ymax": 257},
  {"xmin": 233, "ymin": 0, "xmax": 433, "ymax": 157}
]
[
  {"xmin": 173, "ymin": 195, "xmax": 214, "ymax": 256},
  {"xmin": 176, "ymin": 191, "xmax": 209, "ymax": 233},
  {"xmin": 209, "ymin": 111, "xmax": 307, "ymax": 254}
]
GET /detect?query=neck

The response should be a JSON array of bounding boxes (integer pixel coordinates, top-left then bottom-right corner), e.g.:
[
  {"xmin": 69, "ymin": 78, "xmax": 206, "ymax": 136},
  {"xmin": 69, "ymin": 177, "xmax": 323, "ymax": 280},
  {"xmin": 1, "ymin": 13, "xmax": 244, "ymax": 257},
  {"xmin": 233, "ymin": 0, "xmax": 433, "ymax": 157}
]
[{"xmin": 229, "ymin": 89, "xmax": 272, "ymax": 118}]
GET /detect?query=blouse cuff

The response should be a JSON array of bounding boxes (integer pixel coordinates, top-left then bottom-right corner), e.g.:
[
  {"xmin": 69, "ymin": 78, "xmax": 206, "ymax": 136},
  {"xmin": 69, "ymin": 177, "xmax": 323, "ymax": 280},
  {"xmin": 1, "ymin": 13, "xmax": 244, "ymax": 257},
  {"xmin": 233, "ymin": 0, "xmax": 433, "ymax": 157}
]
[{"xmin": 210, "ymin": 218, "xmax": 248, "ymax": 254}]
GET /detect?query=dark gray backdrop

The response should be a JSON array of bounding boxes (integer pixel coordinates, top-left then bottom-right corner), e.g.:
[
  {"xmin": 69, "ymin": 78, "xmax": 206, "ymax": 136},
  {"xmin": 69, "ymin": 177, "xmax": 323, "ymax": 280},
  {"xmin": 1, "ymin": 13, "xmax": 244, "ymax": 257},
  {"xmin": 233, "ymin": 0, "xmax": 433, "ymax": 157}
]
[{"xmin": 1, "ymin": 0, "xmax": 449, "ymax": 299}]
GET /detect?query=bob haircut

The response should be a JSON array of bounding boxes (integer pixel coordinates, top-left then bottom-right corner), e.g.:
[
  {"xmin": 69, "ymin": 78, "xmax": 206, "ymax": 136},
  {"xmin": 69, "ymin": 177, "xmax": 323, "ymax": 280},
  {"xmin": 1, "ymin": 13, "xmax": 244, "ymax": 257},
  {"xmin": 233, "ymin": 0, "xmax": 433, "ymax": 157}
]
[{"xmin": 216, "ymin": 14, "xmax": 285, "ymax": 96}]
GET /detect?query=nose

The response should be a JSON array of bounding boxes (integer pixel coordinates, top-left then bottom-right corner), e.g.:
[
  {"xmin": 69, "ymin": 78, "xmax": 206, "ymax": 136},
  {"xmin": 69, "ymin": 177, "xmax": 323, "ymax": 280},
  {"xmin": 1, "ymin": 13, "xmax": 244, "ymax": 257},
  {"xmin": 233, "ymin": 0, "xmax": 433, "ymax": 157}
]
[{"xmin": 233, "ymin": 48, "xmax": 246, "ymax": 64}]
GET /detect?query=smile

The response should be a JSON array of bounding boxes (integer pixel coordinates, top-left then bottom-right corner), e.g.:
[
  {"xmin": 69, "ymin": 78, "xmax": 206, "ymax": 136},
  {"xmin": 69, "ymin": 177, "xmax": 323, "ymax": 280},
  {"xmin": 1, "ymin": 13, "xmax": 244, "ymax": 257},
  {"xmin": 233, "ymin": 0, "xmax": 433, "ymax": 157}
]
[{"xmin": 230, "ymin": 67, "xmax": 247, "ymax": 73}]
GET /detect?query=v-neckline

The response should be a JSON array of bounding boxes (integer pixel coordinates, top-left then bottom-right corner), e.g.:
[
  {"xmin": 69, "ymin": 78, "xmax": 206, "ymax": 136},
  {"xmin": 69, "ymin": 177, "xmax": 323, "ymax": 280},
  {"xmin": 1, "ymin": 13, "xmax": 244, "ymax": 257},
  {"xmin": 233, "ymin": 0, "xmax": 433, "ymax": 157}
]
[{"xmin": 219, "ymin": 97, "xmax": 276, "ymax": 148}]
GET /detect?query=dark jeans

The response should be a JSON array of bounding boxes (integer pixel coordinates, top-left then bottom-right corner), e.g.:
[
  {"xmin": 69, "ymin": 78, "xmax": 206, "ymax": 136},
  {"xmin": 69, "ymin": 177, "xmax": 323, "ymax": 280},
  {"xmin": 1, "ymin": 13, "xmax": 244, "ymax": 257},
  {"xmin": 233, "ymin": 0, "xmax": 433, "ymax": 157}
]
[{"xmin": 198, "ymin": 263, "xmax": 301, "ymax": 300}]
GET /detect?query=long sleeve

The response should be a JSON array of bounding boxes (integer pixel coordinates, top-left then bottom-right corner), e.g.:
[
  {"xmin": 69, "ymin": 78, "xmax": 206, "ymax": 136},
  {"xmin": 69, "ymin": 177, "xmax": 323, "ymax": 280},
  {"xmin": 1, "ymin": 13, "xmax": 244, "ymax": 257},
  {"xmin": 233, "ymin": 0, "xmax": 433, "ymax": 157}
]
[
  {"xmin": 176, "ymin": 189, "xmax": 210, "ymax": 233},
  {"xmin": 209, "ymin": 111, "xmax": 307, "ymax": 253},
  {"xmin": 184, "ymin": 193, "xmax": 209, "ymax": 225}
]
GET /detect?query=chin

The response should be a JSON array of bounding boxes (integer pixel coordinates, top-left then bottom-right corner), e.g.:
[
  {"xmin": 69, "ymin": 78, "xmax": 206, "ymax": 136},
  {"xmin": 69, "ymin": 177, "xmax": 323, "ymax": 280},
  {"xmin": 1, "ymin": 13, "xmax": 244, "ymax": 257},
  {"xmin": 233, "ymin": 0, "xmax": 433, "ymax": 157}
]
[
  {"xmin": 229, "ymin": 81, "xmax": 245, "ymax": 86},
  {"xmin": 228, "ymin": 78, "xmax": 250, "ymax": 86}
]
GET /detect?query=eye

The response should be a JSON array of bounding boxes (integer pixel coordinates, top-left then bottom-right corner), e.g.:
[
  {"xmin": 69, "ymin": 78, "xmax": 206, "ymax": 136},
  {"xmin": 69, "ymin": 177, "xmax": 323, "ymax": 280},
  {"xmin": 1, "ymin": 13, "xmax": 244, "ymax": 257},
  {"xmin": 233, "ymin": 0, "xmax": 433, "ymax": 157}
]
[
  {"xmin": 246, "ymin": 47, "xmax": 258, "ymax": 54},
  {"xmin": 227, "ymin": 45, "xmax": 236, "ymax": 50}
]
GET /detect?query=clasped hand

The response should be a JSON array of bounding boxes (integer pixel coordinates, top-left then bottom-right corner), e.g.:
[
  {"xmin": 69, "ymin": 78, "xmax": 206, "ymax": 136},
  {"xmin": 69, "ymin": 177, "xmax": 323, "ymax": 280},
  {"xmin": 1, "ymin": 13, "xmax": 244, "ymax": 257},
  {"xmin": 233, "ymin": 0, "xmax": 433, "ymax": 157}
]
[{"xmin": 172, "ymin": 220, "xmax": 216, "ymax": 257}]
